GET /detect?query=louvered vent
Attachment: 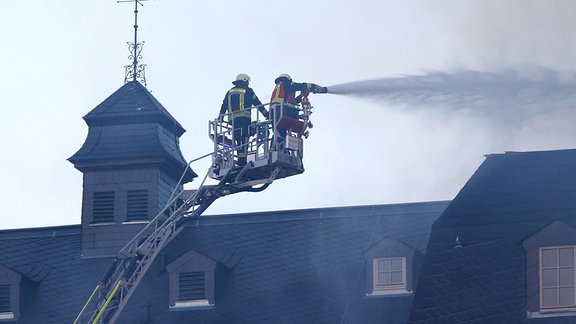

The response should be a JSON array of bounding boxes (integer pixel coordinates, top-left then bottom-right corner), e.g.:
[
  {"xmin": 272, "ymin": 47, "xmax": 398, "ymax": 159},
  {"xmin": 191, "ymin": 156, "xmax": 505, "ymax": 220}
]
[
  {"xmin": 179, "ymin": 272, "xmax": 205, "ymax": 301},
  {"xmin": 0, "ymin": 284, "xmax": 10, "ymax": 313},
  {"xmin": 93, "ymin": 191, "xmax": 115, "ymax": 223},
  {"xmin": 127, "ymin": 190, "xmax": 148, "ymax": 221}
]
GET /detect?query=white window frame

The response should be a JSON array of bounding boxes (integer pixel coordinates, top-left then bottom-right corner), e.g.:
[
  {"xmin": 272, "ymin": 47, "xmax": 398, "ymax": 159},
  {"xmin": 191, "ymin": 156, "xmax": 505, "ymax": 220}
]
[
  {"xmin": 372, "ymin": 257, "xmax": 408, "ymax": 295},
  {"xmin": 539, "ymin": 246, "xmax": 576, "ymax": 313}
]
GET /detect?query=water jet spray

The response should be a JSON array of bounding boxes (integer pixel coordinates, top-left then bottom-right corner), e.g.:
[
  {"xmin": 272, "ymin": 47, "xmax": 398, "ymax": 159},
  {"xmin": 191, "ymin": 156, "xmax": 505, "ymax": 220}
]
[{"xmin": 326, "ymin": 69, "xmax": 576, "ymax": 113}]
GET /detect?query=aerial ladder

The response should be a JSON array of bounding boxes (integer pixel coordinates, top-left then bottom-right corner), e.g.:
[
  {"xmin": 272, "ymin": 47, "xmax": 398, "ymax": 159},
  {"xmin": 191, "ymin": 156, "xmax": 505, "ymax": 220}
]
[{"xmin": 74, "ymin": 96, "xmax": 316, "ymax": 324}]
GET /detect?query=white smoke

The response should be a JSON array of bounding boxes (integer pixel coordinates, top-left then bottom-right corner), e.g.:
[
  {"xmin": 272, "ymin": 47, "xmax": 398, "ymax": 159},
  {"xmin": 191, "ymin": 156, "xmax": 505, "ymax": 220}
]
[{"xmin": 461, "ymin": 1, "xmax": 576, "ymax": 71}]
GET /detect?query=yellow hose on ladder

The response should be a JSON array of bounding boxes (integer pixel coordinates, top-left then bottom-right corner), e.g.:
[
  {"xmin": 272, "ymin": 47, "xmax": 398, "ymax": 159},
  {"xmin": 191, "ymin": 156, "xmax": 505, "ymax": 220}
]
[{"xmin": 92, "ymin": 280, "xmax": 122, "ymax": 324}]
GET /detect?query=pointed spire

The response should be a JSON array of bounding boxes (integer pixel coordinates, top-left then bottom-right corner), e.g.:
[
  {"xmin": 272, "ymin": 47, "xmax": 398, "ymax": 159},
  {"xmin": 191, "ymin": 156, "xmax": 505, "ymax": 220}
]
[{"xmin": 119, "ymin": 0, "xmax": 151, "ymax": 87}]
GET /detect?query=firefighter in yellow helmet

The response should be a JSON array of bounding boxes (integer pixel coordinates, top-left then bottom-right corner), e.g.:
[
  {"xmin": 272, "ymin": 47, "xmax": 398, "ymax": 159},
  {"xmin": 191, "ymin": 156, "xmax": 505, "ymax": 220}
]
[{"xmin": 219, "ymin": 73, "xmax": 269, "ymax": 166}]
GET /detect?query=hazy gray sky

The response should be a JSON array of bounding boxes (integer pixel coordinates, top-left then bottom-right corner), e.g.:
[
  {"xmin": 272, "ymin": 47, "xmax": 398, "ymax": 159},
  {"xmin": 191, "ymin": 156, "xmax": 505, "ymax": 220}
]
[{"xmin": 2, "ymin": 1, "xmax": 576, "ymax": 229}]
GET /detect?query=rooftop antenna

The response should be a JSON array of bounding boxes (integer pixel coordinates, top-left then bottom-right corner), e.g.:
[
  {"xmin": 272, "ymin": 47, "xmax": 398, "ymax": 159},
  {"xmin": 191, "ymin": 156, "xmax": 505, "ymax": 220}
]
[{"xmin": 118, "ymin": 0, "xmax": 152, "ymax": 87}]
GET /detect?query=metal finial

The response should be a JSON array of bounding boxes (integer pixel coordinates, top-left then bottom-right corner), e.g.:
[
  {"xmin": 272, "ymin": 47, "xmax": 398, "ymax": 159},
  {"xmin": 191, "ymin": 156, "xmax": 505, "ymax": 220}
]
[{"xmin": 119, "ymin": 0, "xmax": 151, "ymax": 87}]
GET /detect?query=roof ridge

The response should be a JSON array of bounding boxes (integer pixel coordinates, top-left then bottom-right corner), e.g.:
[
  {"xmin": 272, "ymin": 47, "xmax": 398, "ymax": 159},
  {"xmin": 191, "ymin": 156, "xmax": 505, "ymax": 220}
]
[{"xmin": 197, "ymin": 201, "xmax": 450, "ymax": 226}]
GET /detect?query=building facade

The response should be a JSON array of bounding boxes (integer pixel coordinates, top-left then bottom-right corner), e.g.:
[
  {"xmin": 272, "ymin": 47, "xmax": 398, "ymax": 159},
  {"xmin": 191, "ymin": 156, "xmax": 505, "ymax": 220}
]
[{"xmin": 1, "ymin": 81, "xmax": 575, "ymax": 323}]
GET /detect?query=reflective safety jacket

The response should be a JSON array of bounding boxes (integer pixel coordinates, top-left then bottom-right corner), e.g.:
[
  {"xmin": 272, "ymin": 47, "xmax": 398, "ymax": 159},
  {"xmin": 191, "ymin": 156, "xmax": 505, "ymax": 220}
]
[
  {"xmin": 270, "ymin": 81, "xmax": 315, "ymax": 108},
  {"xmin": 219, "ymin": 82, "xmax": 268, "ymax": 120}
]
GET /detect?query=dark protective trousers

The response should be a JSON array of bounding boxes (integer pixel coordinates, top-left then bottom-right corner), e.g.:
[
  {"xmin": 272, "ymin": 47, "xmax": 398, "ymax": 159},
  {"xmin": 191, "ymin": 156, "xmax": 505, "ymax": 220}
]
[{"xmin": 232, "ymin": 116, "xmax": 251, "ymax": 165}]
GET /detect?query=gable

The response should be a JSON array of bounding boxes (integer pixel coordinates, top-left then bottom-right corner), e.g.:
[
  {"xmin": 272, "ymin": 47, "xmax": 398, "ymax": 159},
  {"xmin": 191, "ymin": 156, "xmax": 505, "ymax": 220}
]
[
  {"xmin": 363, "ymin": 237, "xmax": 416, "ymax": 259},
  {"xmin": 166, "ymin": 250, "xmax": 217, "ymax": 272},
  {"xmin": 523, "ymin": 221, "xmax": 576, "ymax": 250}
]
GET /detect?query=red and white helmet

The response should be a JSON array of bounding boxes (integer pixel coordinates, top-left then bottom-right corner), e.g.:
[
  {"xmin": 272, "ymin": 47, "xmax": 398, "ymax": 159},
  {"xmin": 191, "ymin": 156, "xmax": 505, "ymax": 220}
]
[{"xmin": 278, "ymin": 73, "xmax": 292, "ymax": 81}]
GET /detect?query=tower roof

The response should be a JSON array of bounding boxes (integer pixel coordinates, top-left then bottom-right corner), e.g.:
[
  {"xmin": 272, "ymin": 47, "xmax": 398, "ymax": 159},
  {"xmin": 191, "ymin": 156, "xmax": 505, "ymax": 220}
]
[
  {"xmin": 69, "ymin": 81, "xmax": 196, "ymax": 182},
  {"xmin": 83, "ymin": 80, "xmax": 185, "ymax": 136}
]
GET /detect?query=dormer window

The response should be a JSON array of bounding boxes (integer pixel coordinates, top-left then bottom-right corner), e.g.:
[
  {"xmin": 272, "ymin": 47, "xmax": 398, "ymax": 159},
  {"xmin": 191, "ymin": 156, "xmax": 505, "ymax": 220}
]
[
  {"xmin": 363, "ymin": 237, "xmax": 415, "ymax": 296},
  {"xmin": 167, "ymin": 250, "xmax": 216, "ymax": 310},
  {"xmin": 523, "ymin": 221, "xmax": 576, "ymax": 319}
]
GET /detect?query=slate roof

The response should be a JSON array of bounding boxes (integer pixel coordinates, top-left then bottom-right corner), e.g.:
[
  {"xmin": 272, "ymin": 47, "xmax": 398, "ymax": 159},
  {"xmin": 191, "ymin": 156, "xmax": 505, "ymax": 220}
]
[
  {"xmin": 409, "ymin": 149, "xmax": 576, "ymax": 323},
  {"xmin": 0, "ymin": 226, "xmax": 111, "ymax": 323},
  {"xmin": 0, "ymin": 201, "xmax": 448, "ymax": 324},
  {"xmin": 82, "ymin": 80, "xmax": 185, "ymax": 136},
  {"xmin": 120, "ymin": 201, "xmax": 448, "ymax": 324},
  {"xmin": 68, "ymin": 81, "xmax": 196, "ymax": 181}
]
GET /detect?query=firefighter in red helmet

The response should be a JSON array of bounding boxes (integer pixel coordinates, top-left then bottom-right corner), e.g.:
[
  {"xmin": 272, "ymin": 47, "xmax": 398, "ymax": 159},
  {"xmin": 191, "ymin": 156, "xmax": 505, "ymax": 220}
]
[
  {"xmin": 219, "ymin": 73, "xmax": 269, "ymax": 166},
  {"xmin": 270, "ymin": 73, "xmax": 327, "ymax": 149}
]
